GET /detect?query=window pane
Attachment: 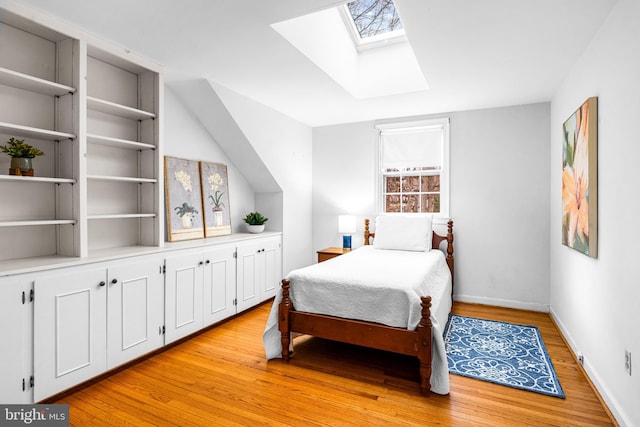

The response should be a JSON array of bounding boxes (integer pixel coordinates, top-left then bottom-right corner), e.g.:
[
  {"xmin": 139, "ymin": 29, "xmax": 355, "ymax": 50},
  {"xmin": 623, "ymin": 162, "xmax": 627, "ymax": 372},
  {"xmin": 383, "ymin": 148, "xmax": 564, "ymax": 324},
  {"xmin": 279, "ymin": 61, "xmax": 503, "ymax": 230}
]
[
  {"xmin": 421, "ymin": 175, "xmax": 440, "ymax": 192},
  {"xmin": 386, "ymin": 195, "xmax": 401, "ymax": 212},
  {"xmin": 401, "ymin": 175, "xmax": 420, "ymax": 192},
  {"xmin": 421, "ymin": 194, "xmax": 440, "ymax": 213},
  {"xmin": 347, "ymin": 0, "xmax": 403, "ymax": 39},
  {"xmin": 385, "ymin": 176, "xmax": 400, "ymax": 193},
  {"xmin": 403, "ymin": 194, "xmax": 419, "ymax": 212}
]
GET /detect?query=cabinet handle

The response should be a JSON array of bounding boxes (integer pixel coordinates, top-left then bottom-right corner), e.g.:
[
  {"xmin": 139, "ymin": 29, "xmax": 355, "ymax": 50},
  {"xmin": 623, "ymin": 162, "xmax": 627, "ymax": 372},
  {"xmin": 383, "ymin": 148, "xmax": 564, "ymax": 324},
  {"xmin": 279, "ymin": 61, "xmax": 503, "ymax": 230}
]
[
  {"xmin": 199, "ymin": 261, "xmax": 204, "ymax": 266},
  {"xmin": 205, "ymin": 260, "xmax": 210, "ymax": 264},
  {"xmin": 111, "ymin": 278, "xmax": 118, "ymax": 284},
  {"xmin": 99, "ymin": 281, "xmax": 106, "ymax": 287}
]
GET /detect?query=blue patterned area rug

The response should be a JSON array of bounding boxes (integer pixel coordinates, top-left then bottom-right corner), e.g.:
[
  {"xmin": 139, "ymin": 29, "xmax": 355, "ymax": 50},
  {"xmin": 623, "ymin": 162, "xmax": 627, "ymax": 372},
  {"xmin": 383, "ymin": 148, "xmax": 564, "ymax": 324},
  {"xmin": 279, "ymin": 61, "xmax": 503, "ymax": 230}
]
[{"xmin": 444, "ymin": 315, "xmax": 565, "ymax": 398}]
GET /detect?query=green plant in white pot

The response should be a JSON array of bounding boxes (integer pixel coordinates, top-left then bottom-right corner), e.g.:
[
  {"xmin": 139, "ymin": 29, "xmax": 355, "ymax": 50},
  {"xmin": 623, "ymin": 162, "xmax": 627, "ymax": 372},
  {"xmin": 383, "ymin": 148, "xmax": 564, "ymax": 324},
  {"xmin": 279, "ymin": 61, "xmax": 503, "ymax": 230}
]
[
  {"xmin": 244, "ymin": 211, "xmax": 268, "ymax": 233},
  {"xmin": 1, "ymin": 137, "xmax": 44, "ymax": 176},
  {"xmin": 208, "ymin": 190, "xmax": 225, "ymax": 227},
  {"xmin": 175, "ymin": 202, "xmax": 199, "ymax": 229}
]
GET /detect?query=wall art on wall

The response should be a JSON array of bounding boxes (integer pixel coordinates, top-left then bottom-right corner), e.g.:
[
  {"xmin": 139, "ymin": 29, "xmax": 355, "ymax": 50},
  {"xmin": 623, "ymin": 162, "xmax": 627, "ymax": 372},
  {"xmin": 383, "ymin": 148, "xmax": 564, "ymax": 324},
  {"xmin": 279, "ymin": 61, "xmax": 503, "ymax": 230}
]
[
  {"xmin": 562, "ymin": 97, "xmax": 598, "ymax": 257},
  {"xmin": 200, "ymin": 161, "xmax": 232, "ymax": 237},
  {"xmin": 164, "ymin": 156, "xmax": 205, "ymax": 241}
]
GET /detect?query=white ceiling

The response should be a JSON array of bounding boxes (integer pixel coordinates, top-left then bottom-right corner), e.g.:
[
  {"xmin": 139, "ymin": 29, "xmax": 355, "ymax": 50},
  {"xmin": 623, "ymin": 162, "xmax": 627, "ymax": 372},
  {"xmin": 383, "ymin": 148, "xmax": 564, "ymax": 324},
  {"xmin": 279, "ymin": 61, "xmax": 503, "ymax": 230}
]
[{"xmin": 11, "ymin": 0, "xmax": 617, "ymax": 127}]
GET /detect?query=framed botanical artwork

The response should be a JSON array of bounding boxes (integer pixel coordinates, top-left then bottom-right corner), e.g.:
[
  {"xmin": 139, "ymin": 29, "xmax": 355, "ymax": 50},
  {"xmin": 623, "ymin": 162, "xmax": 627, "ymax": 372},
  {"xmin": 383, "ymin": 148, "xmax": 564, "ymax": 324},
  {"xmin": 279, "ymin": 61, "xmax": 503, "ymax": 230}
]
[
  {"xmin": 164, "ymin": 156, "xmax": 205, "ymax": 241},
  {"xmin": 199, "ymin": 161, "xmax": 232, "ymax": 237},
  {"xmin": 562, "ymin": 97, "xmax": 598, "ymax": 258}
]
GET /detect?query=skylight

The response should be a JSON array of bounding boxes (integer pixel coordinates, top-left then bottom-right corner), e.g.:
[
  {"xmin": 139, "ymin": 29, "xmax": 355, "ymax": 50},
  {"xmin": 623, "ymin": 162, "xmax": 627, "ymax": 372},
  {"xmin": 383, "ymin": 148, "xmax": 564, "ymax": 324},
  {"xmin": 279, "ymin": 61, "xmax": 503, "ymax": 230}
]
[
  {"xmin": 347, "ymin": 0, "xmax": 403, "ymax": 38},
  {"xmin": 344, "ymin": 0, "xmax": 405, "ymax": 47}
]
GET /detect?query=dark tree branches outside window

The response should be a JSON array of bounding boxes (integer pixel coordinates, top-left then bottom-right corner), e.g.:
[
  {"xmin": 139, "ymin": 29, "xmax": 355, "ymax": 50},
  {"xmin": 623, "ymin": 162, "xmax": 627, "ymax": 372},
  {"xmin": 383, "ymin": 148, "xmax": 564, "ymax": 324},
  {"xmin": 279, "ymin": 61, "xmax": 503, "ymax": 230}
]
[{"xmin": 347, "ymin": 0, "xmax": 403, "ymax": 39}]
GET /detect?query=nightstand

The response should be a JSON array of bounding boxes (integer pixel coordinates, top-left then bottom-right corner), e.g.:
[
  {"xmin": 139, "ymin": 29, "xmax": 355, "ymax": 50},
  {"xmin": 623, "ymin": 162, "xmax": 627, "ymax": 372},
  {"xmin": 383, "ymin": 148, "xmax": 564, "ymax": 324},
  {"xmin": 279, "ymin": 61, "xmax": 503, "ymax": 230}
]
[{"xmin": 317, "ymin": 247, "xmax": 351, "ymax": 263}]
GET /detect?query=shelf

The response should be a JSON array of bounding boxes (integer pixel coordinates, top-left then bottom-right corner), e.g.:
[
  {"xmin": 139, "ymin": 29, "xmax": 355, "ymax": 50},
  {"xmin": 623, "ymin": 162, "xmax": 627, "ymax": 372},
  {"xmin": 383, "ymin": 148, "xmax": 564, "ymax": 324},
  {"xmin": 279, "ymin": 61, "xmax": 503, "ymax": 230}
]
[
  {"xmin": 87, "ymin": 134, "xmax": 155, "ymax": 151},
  {"xmin": 87, "ymin": 213, "xmax": 156, "ymax": 220},
  {"xmin": 87, "ymin": 96, "xmax": 156, "ymax": 121},
  {"xmin": 0, "ymin": 219, "xmax": 76, "ymax": 227},
  {"xmin": 0, "ymin": 122, "xmax": 76, "ymax": 141},
  {"xmin": 0, "ymin": 175, "xmax": 75, "ymax": 184},
  {"xmin": 87, "ymin": 175, "xmax": 157, "ymax": 184},
  {"xmin": 0, "ymin": 67, "xmax": 76, "ymax": 97}
]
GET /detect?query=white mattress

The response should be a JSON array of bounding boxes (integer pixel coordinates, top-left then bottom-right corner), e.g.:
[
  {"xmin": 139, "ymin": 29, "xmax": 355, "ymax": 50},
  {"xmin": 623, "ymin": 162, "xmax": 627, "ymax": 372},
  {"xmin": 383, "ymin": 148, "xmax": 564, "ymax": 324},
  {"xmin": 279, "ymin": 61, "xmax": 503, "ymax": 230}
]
[{"xmin": 263, "ymin": 246, "xmax": 452, "ymax": 394}]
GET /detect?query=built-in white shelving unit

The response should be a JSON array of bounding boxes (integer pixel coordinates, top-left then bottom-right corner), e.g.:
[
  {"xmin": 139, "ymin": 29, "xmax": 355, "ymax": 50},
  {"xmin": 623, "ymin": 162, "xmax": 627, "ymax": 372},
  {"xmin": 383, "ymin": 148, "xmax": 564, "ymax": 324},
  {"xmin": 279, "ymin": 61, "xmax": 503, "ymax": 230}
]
[
  {"xmin": 0, "ymin": 6, "xmax": 163, "ymax": 268},
  {"xmin": 85, "ymin": 44, "xmax": 162, "ymax": 255}
]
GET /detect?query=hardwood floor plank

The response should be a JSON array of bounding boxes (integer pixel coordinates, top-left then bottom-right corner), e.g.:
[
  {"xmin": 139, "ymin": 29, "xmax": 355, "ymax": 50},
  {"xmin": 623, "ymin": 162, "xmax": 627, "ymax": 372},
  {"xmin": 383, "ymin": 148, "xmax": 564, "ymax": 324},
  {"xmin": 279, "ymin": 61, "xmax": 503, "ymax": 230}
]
[{"xmin": 52, "ymin": 301, "xmax": 617, "ymax": 426}]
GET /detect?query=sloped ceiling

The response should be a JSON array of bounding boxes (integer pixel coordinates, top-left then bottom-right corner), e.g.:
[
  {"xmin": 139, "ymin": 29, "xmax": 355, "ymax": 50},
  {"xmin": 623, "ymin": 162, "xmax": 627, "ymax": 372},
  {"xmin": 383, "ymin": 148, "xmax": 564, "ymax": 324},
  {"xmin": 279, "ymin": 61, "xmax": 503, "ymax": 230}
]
[{"xmin": 10, "ymin": 0, "xmax": 617, "ymax": 126}]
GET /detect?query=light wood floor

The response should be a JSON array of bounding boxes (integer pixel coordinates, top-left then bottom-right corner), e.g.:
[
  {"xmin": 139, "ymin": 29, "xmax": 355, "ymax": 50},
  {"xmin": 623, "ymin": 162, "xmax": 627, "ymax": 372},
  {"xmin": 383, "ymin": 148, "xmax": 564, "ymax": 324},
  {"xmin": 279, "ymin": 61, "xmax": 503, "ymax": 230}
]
[{"xmin": 53, "ymin": 301, "xmax": 616, "ymax": 426}]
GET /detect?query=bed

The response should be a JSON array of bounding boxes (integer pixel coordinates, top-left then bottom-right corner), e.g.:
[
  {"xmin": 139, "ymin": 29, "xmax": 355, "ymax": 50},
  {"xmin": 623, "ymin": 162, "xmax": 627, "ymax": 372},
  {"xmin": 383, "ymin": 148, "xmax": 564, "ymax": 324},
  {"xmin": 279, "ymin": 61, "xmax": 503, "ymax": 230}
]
[{"xmin": 263, "ymin": 215, "xmax": 454, "ymax": 396}]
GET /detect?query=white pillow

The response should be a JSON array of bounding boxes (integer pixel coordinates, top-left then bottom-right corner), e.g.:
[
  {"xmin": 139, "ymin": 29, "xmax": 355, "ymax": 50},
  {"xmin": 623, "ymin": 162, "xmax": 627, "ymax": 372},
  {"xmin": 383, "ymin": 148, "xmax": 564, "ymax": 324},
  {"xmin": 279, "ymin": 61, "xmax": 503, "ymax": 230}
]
[{"xmin": 373, "ymin": 214, "xmax": 433, "ymax": 252}]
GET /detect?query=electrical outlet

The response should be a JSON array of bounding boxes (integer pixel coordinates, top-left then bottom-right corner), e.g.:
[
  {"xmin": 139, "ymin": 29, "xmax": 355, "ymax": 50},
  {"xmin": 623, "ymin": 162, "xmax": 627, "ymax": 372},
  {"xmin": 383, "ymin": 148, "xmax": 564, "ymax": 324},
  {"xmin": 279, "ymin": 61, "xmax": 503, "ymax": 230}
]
[{"xmin": 624, "ymin": 350, "xmax": 632, "ymax": 375}]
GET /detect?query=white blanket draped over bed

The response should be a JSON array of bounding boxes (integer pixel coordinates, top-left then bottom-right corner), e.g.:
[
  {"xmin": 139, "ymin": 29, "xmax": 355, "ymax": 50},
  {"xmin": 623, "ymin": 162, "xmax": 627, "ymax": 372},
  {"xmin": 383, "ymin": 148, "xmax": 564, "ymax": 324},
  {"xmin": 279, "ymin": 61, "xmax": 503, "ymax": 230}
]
[{"xmin": 263, "ymin": 245, "xmax": 452, "ymax": 395}]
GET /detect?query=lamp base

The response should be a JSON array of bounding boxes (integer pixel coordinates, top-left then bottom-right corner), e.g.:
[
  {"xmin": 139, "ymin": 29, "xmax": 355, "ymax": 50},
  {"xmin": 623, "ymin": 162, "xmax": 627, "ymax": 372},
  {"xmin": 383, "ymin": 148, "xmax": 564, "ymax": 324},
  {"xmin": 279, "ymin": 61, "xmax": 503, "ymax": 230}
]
[{"xmin": 342, "ymin": 235, "xmax": 352, "ymax": 250}]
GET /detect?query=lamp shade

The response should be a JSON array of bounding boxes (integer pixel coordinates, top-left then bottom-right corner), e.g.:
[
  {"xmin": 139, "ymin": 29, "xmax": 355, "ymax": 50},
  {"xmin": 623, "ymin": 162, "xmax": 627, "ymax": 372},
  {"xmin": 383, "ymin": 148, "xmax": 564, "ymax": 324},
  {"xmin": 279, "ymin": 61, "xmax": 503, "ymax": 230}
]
[{"xmin": 338, "ymin": 215, "xmax": 356, "ymax": 234}]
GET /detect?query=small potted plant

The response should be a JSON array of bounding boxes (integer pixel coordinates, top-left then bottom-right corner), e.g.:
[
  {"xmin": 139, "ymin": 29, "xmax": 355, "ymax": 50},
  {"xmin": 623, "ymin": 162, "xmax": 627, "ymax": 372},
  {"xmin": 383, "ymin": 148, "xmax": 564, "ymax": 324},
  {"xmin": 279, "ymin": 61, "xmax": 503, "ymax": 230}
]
[
  {"xmin": 208, "ymin": 190, "xmax": 225, "ymax": 227},
  {"xmin": 1, "ymin": 137, "xmax": 44, "ymax": 176},
  {"xmin": 243, "ymin": 211, "xmax": 268, "ymax": 233},
  {"xmin": 175, "ymin": 202, "xmax": 199, "ymax": 229}
]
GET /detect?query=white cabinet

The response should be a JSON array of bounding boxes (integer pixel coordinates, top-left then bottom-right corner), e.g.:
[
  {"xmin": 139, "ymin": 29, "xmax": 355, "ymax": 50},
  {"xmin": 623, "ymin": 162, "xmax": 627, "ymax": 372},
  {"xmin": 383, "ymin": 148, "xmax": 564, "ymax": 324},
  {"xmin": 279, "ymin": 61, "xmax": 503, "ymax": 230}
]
[
  {"xmin": 33, "ymin": 267, "xmax": 107, "ymax": 402},
  {"xmin": 33, "ymin": 254, "xmax": 164, "ymax": 401},
  {"xmin": 0, "ymin": 275, "xmax": 34, "ymax": 404},
  {"xmin": 106, "ymin": 258, "xmax": 165, "ymax": 369},
  {"xmin": 203, "ymin": 245, "xmax": 237, "ymax": 327},
  {"xmin": 164, "ymin": 250, "xmax": 204, "ymax": 344},
  {"xmin": 165, "ymin": 235, "xmax": 281, "ymax": 342},
  {"xmin": 164, "ymin": 244, "xmax": 237, "ymax": 344},
  {"xmin": 236, "ymin": 236, "xmax": 282, "ymax": 312}
]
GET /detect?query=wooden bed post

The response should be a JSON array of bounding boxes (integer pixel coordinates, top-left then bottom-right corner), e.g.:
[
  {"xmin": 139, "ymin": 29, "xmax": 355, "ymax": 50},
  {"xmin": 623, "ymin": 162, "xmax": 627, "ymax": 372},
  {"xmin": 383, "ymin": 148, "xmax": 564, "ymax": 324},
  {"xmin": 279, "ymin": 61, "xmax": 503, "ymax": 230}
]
[
  {"xmin": 416, "ymin": 296, "xmax": 433, "ymax": 396},
  {"xmin": 446, "ymin": 220, "xmax": 454, "ymax": 289},
  {"xmin": 279, "ymin": 279, "xmax": 293, "ymax": 362},
  {"xmin": 364, "ymin": 218, "xmax": 372, "ymax": 245}
]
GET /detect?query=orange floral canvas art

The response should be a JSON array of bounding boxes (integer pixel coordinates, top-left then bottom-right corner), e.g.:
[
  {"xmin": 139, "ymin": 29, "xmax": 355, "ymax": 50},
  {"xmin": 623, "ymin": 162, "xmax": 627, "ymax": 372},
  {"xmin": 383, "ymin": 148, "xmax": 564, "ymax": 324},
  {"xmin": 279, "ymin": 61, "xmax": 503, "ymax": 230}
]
[{"xmin": 562, "ymin": 97, "xmax": 598, "ymax": 257}]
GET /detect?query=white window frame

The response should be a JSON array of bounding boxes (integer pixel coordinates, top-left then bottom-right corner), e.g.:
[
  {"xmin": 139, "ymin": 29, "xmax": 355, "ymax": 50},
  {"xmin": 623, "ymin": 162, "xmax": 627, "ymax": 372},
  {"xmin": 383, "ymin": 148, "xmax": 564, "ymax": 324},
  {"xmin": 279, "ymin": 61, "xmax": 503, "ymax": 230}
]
[{"xmin": 375, "ymin": 118, "xmax": 450, "ymax": 218}]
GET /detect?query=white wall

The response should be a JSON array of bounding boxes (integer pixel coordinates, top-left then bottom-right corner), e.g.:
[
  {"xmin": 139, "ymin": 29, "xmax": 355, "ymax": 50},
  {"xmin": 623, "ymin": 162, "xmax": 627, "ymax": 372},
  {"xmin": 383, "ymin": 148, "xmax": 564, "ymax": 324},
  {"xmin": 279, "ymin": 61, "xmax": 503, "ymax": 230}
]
[
  {"xmin": 312, "ymin": 121, "xmax": 377, "ymax": 254},
  {"xmin": 313, "ymin": 103, "xmax": 550, "ymax": 310},
  {"xmin": 452, "ymin": 104, "xmax": 550, "ymax": 310},
  {"xmin": 212, "ymin": 83, "xmax": 314, "ymax": 274},
  {"xmin": 164, "ymin": 87, "xmax": 254, "ymax": 234},
  {"xmin": 550, "ymin": 0, "xmax": 640, "ymax": 425}
]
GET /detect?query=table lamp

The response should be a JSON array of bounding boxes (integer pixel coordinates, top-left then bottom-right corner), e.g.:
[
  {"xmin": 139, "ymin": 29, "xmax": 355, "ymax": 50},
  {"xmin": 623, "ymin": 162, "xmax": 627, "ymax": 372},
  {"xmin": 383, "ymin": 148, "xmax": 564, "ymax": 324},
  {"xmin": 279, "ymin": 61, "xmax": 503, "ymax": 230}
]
[{"xmin": 338, "ymin": 215, "xmax": 356, "ymax": 250}]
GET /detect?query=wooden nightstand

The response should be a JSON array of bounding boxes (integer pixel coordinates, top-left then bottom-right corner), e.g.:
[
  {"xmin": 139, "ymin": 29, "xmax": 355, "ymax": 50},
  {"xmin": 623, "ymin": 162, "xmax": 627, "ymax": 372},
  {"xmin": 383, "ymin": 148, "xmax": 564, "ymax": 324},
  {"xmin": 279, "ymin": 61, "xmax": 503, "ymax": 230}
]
[{"xmin": 317, "ymin": 247, "xmax": 351, "ymax": 263}]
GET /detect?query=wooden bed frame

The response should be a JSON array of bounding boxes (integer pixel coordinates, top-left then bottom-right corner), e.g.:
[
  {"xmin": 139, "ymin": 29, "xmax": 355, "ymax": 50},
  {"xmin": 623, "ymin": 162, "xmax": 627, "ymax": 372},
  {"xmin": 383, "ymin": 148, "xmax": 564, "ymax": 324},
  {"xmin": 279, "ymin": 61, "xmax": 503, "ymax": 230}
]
[{"xmin": 278, "ymin": 219, "xmax": 454, "ymax": 396}]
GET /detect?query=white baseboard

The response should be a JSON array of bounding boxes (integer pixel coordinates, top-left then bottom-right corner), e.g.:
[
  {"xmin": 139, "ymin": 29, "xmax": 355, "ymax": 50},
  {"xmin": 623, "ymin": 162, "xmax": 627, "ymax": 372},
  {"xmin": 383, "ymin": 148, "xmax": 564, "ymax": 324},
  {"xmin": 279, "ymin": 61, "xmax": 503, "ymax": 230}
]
[
  {"xmin": 454, "ymin": 294, "xmax": 549, "ymax": 312},
  {"xmin": 549, "ymin": 307, "xmax": 630, "ymax": 427}
]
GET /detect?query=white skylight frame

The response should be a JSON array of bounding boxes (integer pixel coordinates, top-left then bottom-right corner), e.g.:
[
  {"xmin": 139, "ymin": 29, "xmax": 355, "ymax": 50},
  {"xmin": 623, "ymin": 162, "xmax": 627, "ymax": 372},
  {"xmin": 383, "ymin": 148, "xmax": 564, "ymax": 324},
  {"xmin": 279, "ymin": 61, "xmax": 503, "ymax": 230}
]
[{"xmin": 339, "ymin": 3, "xmax": 407, "ymax": 51}]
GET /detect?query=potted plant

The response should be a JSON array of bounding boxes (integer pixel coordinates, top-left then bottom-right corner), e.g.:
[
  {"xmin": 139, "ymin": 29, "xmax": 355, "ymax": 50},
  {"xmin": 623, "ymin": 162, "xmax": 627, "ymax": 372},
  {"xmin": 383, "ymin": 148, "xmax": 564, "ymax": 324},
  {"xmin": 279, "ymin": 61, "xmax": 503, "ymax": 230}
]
[
  {"xmin": 175, "ymin": 202, "xmax": 199, "ymax": 229},
  {"xmin": 1, "ymin": 137, "xmax": 44, "ymax": 176},
  {"xmin": 208, "ymin": 190, "xmax": 225, "ymax": 227},
  {"xmin": 243, "ymin": 211, "xmax": 268, "ymax": 233}
]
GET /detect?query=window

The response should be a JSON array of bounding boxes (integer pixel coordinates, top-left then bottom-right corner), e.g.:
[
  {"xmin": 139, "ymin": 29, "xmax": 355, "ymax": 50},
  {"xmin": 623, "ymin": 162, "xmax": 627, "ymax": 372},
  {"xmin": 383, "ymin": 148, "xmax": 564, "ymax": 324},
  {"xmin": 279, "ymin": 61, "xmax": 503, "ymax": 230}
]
[
  {"xmin": 341, "ymin": 0, "xmax": 406, "ymax": 49},
  {"xmin": 377, "ymin": 119, "xmax": 450, "ymax": 216}
]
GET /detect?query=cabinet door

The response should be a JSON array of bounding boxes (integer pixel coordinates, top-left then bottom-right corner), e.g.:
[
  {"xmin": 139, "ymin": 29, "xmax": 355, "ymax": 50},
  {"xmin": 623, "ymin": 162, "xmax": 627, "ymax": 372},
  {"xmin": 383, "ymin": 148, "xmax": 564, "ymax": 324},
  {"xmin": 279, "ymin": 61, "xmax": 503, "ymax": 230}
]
[
  {"xmin": 164, "ymin": 251, "xmax": 204, "ymax": 344},
  {"xmin": 107, "ymin": 256, "xmax": 165, "ymax": 368},
  {"xmin": 0, "ymin": 276, "xmax": 34, "ymax": 404},
  {"xmin": 236, "ymin": 241, "xmax": 263, "ymax": 312},
  {"xmin": 261, "ymin": 237, "xmax": 282, "ymax": 301},
  {"xmin": 34, "ymin": 268, "xmax": 107, "ymax": 402},
  {"xmin": 203, "ymin": 245, "xmax": 237, "ymax": 326}
]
